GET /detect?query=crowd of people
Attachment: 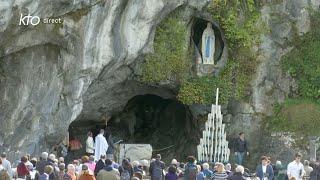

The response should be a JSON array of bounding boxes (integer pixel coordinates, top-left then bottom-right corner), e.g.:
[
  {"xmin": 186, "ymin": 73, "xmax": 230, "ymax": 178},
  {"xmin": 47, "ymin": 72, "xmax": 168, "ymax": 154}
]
[
  {"xmin": 0, "ymin": 129, "xmax": 319, "ymax": 180},
  {"xmin": 1, "ymin": 151, "xmax": 320, "ymax": 180}
]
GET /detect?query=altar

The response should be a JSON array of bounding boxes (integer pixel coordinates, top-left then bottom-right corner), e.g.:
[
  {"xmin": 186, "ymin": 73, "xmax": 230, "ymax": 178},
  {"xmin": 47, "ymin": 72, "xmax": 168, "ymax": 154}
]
[{"xmin": 115, "ymin": 144, "xmax": 153, "ymax": 164}]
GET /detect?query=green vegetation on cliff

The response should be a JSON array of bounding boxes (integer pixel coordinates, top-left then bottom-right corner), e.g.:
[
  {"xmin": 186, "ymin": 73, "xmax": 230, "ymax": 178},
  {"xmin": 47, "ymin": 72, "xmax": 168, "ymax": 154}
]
[
  {"xmin": 140, "ymin": 11, "xmax": 190, "ymax": 83},
  {"xmin": 141, "ymin": 1, "xmax": 265, "ymax": 105},
  {"xmin": 178, "ymin": 0, "xmax": 264, "ymax": 105},
  {"xmin": 281, "ymin": 11, "xmax": 320, "ymax": 102},
  {"xmin": 269, "ymin": 11, "xmax": 320, "ymax": 137},
  {"xmin": 269, "ymin": 99, "xmax": 320, "ymax": 136}
]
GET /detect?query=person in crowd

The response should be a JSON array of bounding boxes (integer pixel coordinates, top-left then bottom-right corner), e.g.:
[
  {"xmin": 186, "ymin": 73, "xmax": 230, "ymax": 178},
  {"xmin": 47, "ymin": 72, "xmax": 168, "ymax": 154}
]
[
  {"xmin": 0, "ymin": 158, "xmax": 10, "ymax": 180},
  {"xmin": 166, "ymin": 165, "xmax": 178, "ymax": 180},
  {"xmin": 133, "ymin": 171, "xmax": 143, "ymax": 180},
  {"xmin": 202, "ymin": 163, "xmax": 213, "ymax": 179},
  {"xmin": 96, "ymin": 159, "xmax": 120, "ymax": 180},
  {"xmin": 149, "ymin": 154, "xmax": 165, "ymax": 180},
  {"xmin": 309, "ymin": 162, "xmax": 319, "ymax": 180},
  {"xmin": 94, "ymin": 129, "xmax": 109, "ymax": 162},
  {"xmin": 225, "ymin": 163, "xmax": 233, "ymax": 176},
  {"xmin": 196, "ymin": 165, "xmax": 205, "ymax": 180},
  {"xmin": 84, "ymin": 155, "xmax": 95, "ymax": 174},
  {"xmin": 227, "ymin": 165, "xmax": 246, "ymax": 180},
  {"xmin": 119, "ymin": 158, "xmax": 133, "ymax": 180},
  {"xmin": 178, "ymin": 163, "xmax": 185, "ymax": 179},
  {"xmin": 58, "ymin": 157, "xmax": 64, "ymax": 164},
  {"xmin": 30, "ymin": 158, "xmax": 38, "ymax": 170},
  {"xmin": 274, "ymin": 160, "xmax": 286, "ymax": 180},
  {"xmin": 140, "ymin": 159, "xmax": 149, "ymax": 176},
  {"xmin": 94, "ymin": 155, "xmax": 106, "ymax": 176},
  {"xmin": 105, "ymin": 127, "xmax": 115, "ymax": 160},
  {"xmin": 73, "ymin": 159, "xmax": 82, "ymax": 174},
  {"xmin": 184, "ymin": 156, "xmax": 197, "ymax": 180},
  {"xmin": 255, "ymin": 156, "xmax": 274, "ymax": 180},
  {"xmin": 132, "ymin": 161, "xmax": 143, "ymax": 174},
  {"xmin": 86, "ymin": 131, "xmax": 95, "ymax": 156},
  {"xmin": 47, "ymin": 154, "xmax": 58, "ymax": 180},
  {"xmin": 39, "ymin": 165, "xmax": 53, "ymax": 180},
  {"xmin": 17, "ymin": 156, "xmax": 30, "ymax": 179},
  {"xmin": 79, "ymin": 164, "xmax": 96, "ymax": 180},
  {"xmin": 287, "ymin": 153, "xmax": 305, "ymax": 180},
  {"xmin": 212, "ymin": 163, "xmax": 228, "ymax": 180},
  {"xmin": 56, "ymin": 163, "xmax": 66, "ymax": 180},
  {"xmin": 64, "ymin": 164, "xmax": 77, "ymax": 180},
  {"xmin": 25, "ymin": 154, "xmax": 33, "ymax": 168},
  {"xmin": 303, "ymin": 160, "xmax": 313, "ymax": 180},
  {"xmin": 1, "ymin": 152, "xmax": 13, "ymax": 178},
  {"xmin": 233, "ymin": 132, "xmax": 249, "ymax": 165},
  {"xmin": 27, "ymin": 163, "xmax": 40, "ymax": 180},
  {"xmin": 36, "ymin": 152, "xmax": 50, "ymax": 175}
]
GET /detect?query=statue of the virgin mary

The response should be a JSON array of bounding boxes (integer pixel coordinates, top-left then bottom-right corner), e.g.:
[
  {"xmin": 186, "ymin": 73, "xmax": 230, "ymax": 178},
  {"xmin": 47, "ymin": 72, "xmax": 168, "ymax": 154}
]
[{"xmin": 201, "ymin": 22, "xmax": 215, "ymax": 64}]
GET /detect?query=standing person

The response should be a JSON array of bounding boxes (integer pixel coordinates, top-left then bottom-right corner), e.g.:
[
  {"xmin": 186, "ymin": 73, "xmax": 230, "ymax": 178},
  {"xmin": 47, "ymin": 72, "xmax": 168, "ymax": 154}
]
[
  {"xmin": 105, "ymin": 128, "xmax": 115, "ymax": 160},
  {"xmin": 39, "ymin": 165, "xmax": 53, "ymax": 180},
  {"xmin": 149, "ymin": 154, "xmax": 165, "ymax": 180},
  {"xmin": 118, "ymin": 158, "xmax": 134, "ymax": 180},
  {"xmin": 86, "ymin": 131, "xmax": 95, "ymax": 156},
  {"xmin": 184, "ymin": 156, "xmax": 197, "ymax": 180},
  {"xmin": 212, "ymin": 163, "xmax": 228, "ymax": 180},
  {"xmin": 287, "ymin": 153, "xmax": 305, "ymax": 180},
  {"xmin": 196, "ymin": 165, "xmax": 205, "ymax": 180},
  {"xmin": 56, "ymin": 163, "xmax": 66, "ymax": 180},
  {"xmin": 94, "ymin": 129, "xmax": 109, "ymax": 162},
  {"xmin": 17, "ymin": 156, "xmax": 30, "ymax": 179},
  {"xmin": 79, "ymin": 164, "xmax": 96, "ymax": 180},
  {"xmin": 96, "ymin": 159, "xmax": 120, "ymax": 180},
  {"xmin": 1, "ymin": 152, "xmax": 13, "ymax": 178},
  {"xmin": 233, "ymin": 132, "xmax": 249, "ymax": 165},
  {"xmin": 64, "ymin": 164, "xmax": 77, "ymax": 180},
  {"xmin": 94, "ymin": 155, "xmax": 106, "ymax": 176},
  {"xmin": 227, "ymin": 165, "xmax": 246, "ymax": 180},
  {"xmin": 165, "ymin": 165, "xmax": 178, "ymax": 180},
  {"xmin": 309, "ymin": 162, "xmax": 318, "ymax": 180},
  {"xmin": 0, "ymin": 158, "xmax": 10, "ymax": 180},
  {"xmin": 202, "ymin": 163, "xmax": 213, "ymax": 179},
  {"xmin": 303, "ymin": 160, "xmax": 313, "ymax": 180},
  {"xmin": 255, "ymin": 156, "xmax": 274, "ymax": 180},
  {"xmin": 36, "ymin": 152, "xmax": 50, "ymax": 175},
  {"xmin": 274, "ymin": 161, "xmax": 286, "ymax": 180},
  {"xmin": 85, "ymin": 156, "xmax": 96, "ymax": 173}
]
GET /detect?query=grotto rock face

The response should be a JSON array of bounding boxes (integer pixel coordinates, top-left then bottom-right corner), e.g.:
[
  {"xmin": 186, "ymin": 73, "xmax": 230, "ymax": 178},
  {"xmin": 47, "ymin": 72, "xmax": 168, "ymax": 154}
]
[
  {"xmin": 225, "ymin": 0, "xmax": 319, "ymax": 164},
  {"xmin": 0, "ymin": 0, "xmax": 208, "ymax": 159}
]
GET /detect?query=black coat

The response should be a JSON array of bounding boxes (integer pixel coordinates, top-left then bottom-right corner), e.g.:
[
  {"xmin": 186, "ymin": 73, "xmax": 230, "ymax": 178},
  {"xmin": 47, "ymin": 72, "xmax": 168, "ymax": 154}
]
[
  {"xmin": 94, "ymin": 159, "xmax": 106, "ymax": 176},
  {"xmin": 227, "ymin": 172, "xmax": 246, "ymax": 180}
]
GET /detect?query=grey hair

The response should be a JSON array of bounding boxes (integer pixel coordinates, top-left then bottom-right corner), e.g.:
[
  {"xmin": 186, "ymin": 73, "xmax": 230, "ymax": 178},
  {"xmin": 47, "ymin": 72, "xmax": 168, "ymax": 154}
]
[
  {"xmin": 41, "ymin": 152, "xmax": 48, "ymax": 160},
  {"xmin": 235, "ymin": 165, "xmax": 244, "ymax": 174}
]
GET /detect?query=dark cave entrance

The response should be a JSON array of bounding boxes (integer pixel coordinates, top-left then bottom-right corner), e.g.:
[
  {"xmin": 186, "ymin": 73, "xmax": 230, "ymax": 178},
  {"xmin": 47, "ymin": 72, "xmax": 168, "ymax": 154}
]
[
  {"xmin": 68, "ymin": 94, "xmax": 201, "ymax": 162},
  {"xmin": 192, "ymin": 18, "xmax": 225, "ymax": 63},
  {"xmin": 109, "ymin": 94, "xmax": 201, "ymax": 161}
]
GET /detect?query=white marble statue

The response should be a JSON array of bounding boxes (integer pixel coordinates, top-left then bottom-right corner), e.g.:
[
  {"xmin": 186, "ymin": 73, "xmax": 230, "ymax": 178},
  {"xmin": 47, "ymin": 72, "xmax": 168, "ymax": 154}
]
[{"xmin": 201, "ymin": 22, "xmax": 215, "ymax": 64}]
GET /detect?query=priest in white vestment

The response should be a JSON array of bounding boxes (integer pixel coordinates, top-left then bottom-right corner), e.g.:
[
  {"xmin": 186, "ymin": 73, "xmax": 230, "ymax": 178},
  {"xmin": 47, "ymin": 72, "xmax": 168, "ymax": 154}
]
[{"xmin": 94, "ymin": 129, "xmax": 109, "ymax": 161}]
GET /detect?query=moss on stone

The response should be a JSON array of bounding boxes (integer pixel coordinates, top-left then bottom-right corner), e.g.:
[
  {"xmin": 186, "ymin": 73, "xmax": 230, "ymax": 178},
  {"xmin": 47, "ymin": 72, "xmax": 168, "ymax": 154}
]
[
  {"xmin": 281, "ymin": 11, "xmax": 320, "ymax": 103},
  {"xmin": 269, "ymin": 99, "xmax": 320, "ymax": 136},
  {"xmin": 177, "ymin": 1, "xmax": 265, "ymax": 105},
  {"xmin": 140, "ymin": 9, "xmax": 191, "ymax": 83}
]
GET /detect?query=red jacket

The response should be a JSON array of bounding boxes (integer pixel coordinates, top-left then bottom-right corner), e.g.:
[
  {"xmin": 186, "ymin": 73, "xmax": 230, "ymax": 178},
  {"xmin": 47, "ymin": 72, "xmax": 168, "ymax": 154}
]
[{"xmin": 17, "ymin": 162, "xmax": 29, "ymax": 177}]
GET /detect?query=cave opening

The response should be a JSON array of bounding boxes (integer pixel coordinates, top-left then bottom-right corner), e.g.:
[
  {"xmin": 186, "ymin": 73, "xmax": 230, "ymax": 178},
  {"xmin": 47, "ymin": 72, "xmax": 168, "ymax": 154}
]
[
  {"xmin": 192, "ymin": 18, "xmax": 224, "ymax": 63},
  {"xmin": 67, "ymin": 94, "xmax": 200, "ymax": 162}
]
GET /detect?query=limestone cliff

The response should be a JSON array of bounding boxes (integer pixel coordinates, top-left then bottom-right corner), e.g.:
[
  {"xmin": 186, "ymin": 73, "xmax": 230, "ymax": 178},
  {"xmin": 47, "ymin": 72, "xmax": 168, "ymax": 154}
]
[
  {"xmin": 0, "ymin": 0, "xmax": 208, "ymax": 160},
  {"xmin": 0, "ymin": 0, "xmax": 319, "ymax": 164}
]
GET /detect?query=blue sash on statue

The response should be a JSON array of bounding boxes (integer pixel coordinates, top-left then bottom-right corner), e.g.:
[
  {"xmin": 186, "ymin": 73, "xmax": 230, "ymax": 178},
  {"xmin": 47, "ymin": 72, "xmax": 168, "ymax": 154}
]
[{"xmin": 205, "ymin": 36, "xmax": 212, "ymax": 58}]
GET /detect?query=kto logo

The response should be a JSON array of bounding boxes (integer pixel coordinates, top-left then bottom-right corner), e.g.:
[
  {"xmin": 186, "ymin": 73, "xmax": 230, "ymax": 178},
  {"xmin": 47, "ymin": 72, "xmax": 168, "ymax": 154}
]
[{"xmin": 19, "ymin": 14, "xmax": 40, "ymax": 26}]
